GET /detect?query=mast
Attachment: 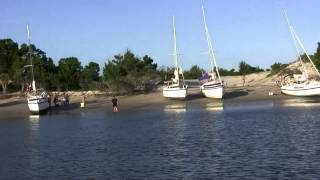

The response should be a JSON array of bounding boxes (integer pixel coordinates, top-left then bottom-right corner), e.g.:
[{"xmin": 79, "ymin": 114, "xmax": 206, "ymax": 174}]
[
  {"xmin": 201, "ymin": 1, "xmax": 222, "ymax": 82},
  {"xmin": 172, "ymin": 16, "xmax": 180, "ymax": 82},
  {"xmin": 283, "ymin": 11, "xmax": 308, "ymax": 78},
  {"xmin": 27, "ymin": 24, "xmax": 36, "ymax": 91},
  {"xmin": 284, "ymin": 11, "xmax": 320, "ymax": 78}
]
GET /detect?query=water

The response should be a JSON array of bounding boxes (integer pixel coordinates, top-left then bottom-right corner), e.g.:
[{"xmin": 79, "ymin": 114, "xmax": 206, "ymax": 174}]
[{"xmin": 1, "ymin": 99, "xmax": 320, "ymax": 179}]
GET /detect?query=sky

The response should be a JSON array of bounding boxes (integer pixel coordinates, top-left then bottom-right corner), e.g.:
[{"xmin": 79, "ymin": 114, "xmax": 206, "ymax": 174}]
[{"xmin": 1, "ymin": 0, "xmax": 320, "ymax": 71}]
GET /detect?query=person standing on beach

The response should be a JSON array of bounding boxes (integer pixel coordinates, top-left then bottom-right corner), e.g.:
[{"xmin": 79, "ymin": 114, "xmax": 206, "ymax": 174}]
[
  {"xmin": 81, "ymin": 93, "xmax": 86, "ymax": 108},
  {"xmin": 48, "ymin": 93, "xmax": 52, "ymax": 107},
  {"xmin": 65, "ymin": 93, "xmax": 69, "ymax": 105},
  {"xmin": 112, "ymin": 96, "xmax": 118, "ymax": 112},
  {"xmin": 53, "ymin": 93, "xmax": 59, "ymax": 107}
]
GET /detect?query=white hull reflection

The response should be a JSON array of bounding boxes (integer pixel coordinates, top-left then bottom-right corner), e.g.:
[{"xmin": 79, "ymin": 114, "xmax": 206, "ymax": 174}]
[
  {"xmin": 280, "ymin": 99, "xmax": 320, "ymax": 107},
  {"xmin": 205, "ymin": 102, "xmax": 224, "ymax": 111},
  {"xmin": 29, "ymin": 115, "xmax": 40, "ymax": 121},
  {"xmin": 164, "ymin": 104, "xmax": 186, "ymax": 113},
  {"xmin": 225, "ymin": 101, "xmax": 274, "ymax": 112},
  {"xmin": 29, "ymin": 115, "xmax": 40, "ymax": 131}
]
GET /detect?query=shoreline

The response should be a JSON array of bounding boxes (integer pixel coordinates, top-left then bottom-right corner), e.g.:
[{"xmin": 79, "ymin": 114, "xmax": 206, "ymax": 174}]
[{"xmin": 0, "ymin": 84, "xmax": 315, "ymax": 120}]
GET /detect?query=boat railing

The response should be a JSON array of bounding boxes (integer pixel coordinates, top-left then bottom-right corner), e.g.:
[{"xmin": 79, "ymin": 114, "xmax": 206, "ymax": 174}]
[{"xmin": 27, "ymin": 89, "xmax": 47, "ymax": 98}]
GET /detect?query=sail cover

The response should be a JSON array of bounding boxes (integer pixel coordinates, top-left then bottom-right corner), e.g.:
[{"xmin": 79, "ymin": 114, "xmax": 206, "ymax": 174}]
[{"xmin": 198, "ymin": 73, "xmax": 209, "ymax": 81}]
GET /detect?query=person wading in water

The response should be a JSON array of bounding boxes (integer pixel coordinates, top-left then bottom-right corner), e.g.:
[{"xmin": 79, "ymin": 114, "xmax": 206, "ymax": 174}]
[{"xmin": 112, "ymin": 96, "xmax": 118, "ymax": 112}]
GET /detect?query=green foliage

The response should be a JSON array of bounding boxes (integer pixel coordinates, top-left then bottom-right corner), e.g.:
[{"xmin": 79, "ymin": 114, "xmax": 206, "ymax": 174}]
[
  {"xmin": 313, "ymin": 42, "xmax": 320, "ymax": 70},
  {"xmin": 80, "ymin": 62, "xmax": 100, "ymax": 90},
  {"xmin": 0, "ymin": 39, "xmax": 19, "ymax": 76},
  {"xmin": 0, "ymin": 73, "xmax": 11, "ymax": 94},
  {"xmin": 0, "ymin": 40, "xmax": 60, "ymax": 91},
  {"xmin": 184, "ymin": 65, "xmax": 204, "ymax": 79},
  {"xmin": 103, "ymin": 50, "xmax": 159, "ymax": 94},
  {"xmin": 239, "ymin": 61, "xmax": 248, "ymax": 75},
  {"xmin": 157, "ymin": 66, "xmax": 175, "ymax": 82},
  {"xmin": 218, "ymin": 68, "xmax": 239, "ymax": 76},
  {"xmin": 239, "ymin": 61, "xmax": 264, "ymax": 75},
  {"xmin": 58, "ymin": 57, "xmax": 82, "ymax": 90},
  {"xmin": 238, "ymin": 60, "xmax": 264, "ymax": 86},
  {"xmin": 270, "ymin": 62, "xmax": 282, "ymax": 74},
  {"xmin": 182, "ymin": 62, "xmax": 264, "ymax": 79}
]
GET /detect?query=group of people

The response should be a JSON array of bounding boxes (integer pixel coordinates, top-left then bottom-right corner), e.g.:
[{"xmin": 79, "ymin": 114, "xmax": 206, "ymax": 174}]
[
  {"xmin": 47, "ymin": 92, "xmax": 69, "ymax": 107},
  {"xmin": 47, "ymin": 92, "xmax": 119, "ymax": 112},
  {"xmin": 81, "ymin": 94, "xmax": 118, "ymax": 112}
]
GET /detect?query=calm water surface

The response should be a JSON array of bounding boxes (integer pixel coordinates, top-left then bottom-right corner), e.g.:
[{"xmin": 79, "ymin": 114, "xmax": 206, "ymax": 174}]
[{"xmin": 1, "ymin": 99, "xmax": 320, "ymax": 179}]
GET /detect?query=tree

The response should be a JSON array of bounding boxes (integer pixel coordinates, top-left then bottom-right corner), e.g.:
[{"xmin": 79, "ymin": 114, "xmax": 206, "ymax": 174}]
[
  {"xmin": 218, "ymin": 68, "xmax": 239, "ymax": 76},
  {"xmin": 313, "ymin": 42, "xmax": 320, "ymax": 70},
  {"xmin": 45, "ymin": 58, "xmax": 59, "ymax": 90},
  {"xmin": 80, "ymin": 62, "xmax": 100, "ymax": 89},
  {"xmin": 82, "ymin": 62, "xmax": 100, "ymax": 81},
  {"xmin": 184, "ymin": 65, "xmax": 204, "ymax": 79},
  {"xmin": 238, "ymin": 61, "xmax": 265, "ymax": 85},
  {"xmin": 58, "ymin": 57, "xmax": 82, "ymax": 90},
  {"xmin": 16, "ymin": 43, "xmax": 60, "ymax": 91},
  {"xmin": 157, "ymin": 66, "xmax": 175, "ymax": 82},
  {"xmin": 270, "ymin": 62, "xmax": 282, "ymax": 74},
  {"xmin": 0, "ymin": 39, "xmax": 19, "ymax": 76},
  {"xmin": 141, "ymin": 55, "xmax": 157, "ymax": 70},
  {"xmin": 0, "ymin": 73, "xmax": 11, "ymax": 95},
  {"xmin": 103, "ymin": 50, "xmax": 159, "ymax": 94}
]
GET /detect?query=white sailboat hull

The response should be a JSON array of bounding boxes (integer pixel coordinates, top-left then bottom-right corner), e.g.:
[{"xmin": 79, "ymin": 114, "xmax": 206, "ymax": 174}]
[
  {"xmin": 28, "ymin": 97, "xmax": 49, "ymax": 113},
  {"xmin": 200, "ymin": 82, "xmax": 223, "ymax": 99},
  {"xmin": 281, "ymin": 84, "xmax": 320, "ymax": 96},
  {"xmin": 163, "ymin": 86, "xmax": 187, "ymax": 99}
]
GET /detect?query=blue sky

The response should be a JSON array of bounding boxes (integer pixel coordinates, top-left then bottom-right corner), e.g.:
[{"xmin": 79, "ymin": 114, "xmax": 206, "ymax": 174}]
[{"xmin": 1, "ymin": 0, "xmax": 320, "ymax": 71}]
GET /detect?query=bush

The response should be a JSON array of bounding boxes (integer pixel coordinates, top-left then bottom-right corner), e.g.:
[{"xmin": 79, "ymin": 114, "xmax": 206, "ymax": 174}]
[{"xmin": 103, "ymin": 50, "xmax": 159, "ymax": 94}]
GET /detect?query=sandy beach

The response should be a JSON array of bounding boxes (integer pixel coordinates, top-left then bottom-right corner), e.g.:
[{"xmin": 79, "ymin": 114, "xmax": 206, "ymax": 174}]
[
  {"xmin": 2, "ymin": 63, "xmax": 317, "ymax": 119},
  {"xmin": 0, "ymin": 74, "xmax": 291, "ymax": 120}
]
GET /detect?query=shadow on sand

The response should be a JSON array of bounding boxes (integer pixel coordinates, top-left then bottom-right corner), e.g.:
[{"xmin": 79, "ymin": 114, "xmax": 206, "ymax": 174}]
[
  {"xmin": 224, "ymin": 90, "xmax": 249, "ymax": 99},
  {"xmin": 186, "ymin": 93, "xmax": 204, "ymax": 101},
  {"xmin": 48, "ymin": 103, "xmax": 81, "ymax": 112}
]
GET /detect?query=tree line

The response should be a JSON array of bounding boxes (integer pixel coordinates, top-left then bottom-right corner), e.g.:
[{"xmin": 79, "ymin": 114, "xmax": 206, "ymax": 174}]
[
  {"xmin": 1, "ymin": 38, "xmax": 319, "ymax": 95},
  {"xmin": 182, "ymin": 62, "xmax": 264, "ymax": 80},
  {"xmin": 0, "ymin": 39, "xmax": 161, "ymax": 95},
  {"xmin": 0, "ymin": 39, "xmax": 101, "ymax": 94}
]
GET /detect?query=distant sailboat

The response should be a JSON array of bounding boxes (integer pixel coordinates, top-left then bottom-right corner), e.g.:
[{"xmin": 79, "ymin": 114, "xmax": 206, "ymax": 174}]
[
  {"xmin": 199, "ymin": 2, "xmax": 224, "ymax": 99},
  {"xmin": 163, "ymin": 16, "xmax": 188, "ymax": 99},
  {"xmin": 25, "ymin": 25, "xmax": 49, "ymax": 113},
  {"xmin": 280, "ymin": 11, "xmax": 320, "ymax": 96}
]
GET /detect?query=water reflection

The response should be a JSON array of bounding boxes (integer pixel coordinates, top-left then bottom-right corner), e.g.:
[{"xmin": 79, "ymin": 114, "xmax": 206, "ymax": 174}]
[
  {"xmin": 205, "ymin": 102, "xmax": 224, "ymax": 111},
  {"xmin": 164, "ymin": 104, "xmax": 186, "ymax": 113},
  {"xmin": 225, "ymin": 100, "xmax": 274, "ymax": 111},
  {"xmin": 28, "ymin": 115, "xmax": 40, "ymax": 131},
  {"xmin": 280, "ymin": 99, "xmax": 320, "ymax": 107}
]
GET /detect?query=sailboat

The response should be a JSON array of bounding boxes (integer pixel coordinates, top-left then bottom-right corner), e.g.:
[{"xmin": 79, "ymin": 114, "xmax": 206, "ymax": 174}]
[
  {"xmin": 163, "ymin": 16, "xmax": 188, "ymax": 99},
  {"xmin": 25, "ymin": 25, "xmax": 49, "ymax": 113},
  {"xmin": 199, "ymin": 3, "xmax": 224, "ymax": 99},
  {"xmin": 280, "ymin": 11, "xmax": 320, "ymax": 96}
]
